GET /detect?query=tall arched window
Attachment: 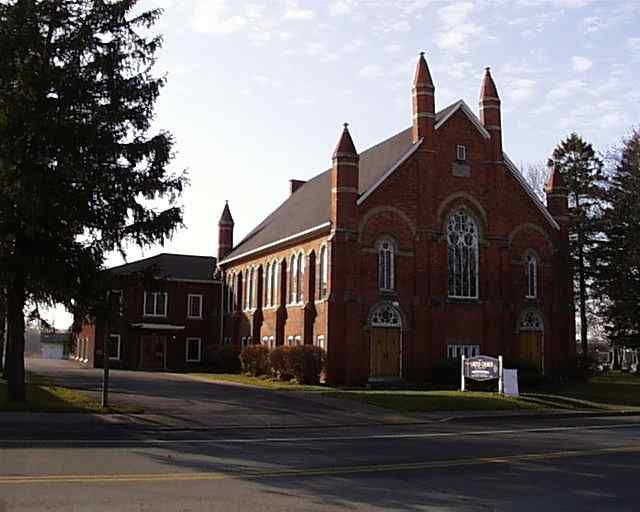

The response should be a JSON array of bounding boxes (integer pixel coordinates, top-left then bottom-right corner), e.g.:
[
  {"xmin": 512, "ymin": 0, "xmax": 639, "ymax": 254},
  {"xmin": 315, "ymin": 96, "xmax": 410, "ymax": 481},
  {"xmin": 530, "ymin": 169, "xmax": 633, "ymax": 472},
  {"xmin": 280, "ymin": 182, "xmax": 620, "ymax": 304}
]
[
  {"xmin": 248, "ymin": 268, "xmax": 254, "ymax": 309},
  {"xmin": 264, "ymin": 263, "xmax": 270, "ymax": 307},
  {"xmin": 319, "ymin": 245, "xmax": 328, "ymax": 299},
  {"xmin": 226, "ymin": 274, "xmax": 234, "ymax": 313},
  {"xmin": 377, "ymin": 238, "xmax": 395, "ymax": 291},
  {"xmin": 526, "ymin": 253, "xmax": 537, "ymax": 299},
  {"xmin": 289, "ymin": 256, "xmax": 296, "ymax": 304},
  {"xmin": 447, "ymin": 209, "xmax": 479, "ymax": 298},
  {"xmin": 296, "ymin": 252, "xmax": 304, "ymax": 303},
  {"xmin": 270, "ymin": 261, "xmax": 276, "ymax": 306}
]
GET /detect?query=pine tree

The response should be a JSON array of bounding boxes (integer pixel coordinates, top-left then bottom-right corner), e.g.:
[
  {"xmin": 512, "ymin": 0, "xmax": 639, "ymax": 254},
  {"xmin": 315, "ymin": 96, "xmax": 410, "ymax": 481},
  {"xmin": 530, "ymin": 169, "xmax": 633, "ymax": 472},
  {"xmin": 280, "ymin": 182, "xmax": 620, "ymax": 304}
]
[
  {"xmin": 0, "ymin": 1, "xmax": 185, "ymax": 401},
  {"xmin": 548, "ymin": 133, "xmax": 605, "ymax": 358},
  {"xmin": 596, "ymin": 130, "xmax": 640, "ymax": 349}
]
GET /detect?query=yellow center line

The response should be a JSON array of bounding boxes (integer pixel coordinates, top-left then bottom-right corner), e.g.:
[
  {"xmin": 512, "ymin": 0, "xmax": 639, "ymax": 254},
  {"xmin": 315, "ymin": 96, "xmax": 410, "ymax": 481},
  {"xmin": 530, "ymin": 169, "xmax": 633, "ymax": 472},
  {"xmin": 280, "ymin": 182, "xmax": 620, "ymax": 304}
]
[{"xmin": 2, "ymin": 445, "xmax": 639, "ymax": 485}]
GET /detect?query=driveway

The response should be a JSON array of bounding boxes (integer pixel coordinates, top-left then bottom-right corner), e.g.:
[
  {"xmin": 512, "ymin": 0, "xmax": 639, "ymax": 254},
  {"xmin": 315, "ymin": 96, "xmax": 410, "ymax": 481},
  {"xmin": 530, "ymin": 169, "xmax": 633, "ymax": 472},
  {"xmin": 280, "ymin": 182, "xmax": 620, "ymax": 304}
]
[{"xmin": 24, "ymin": 358, "xmax": 401, "ymax": 429}]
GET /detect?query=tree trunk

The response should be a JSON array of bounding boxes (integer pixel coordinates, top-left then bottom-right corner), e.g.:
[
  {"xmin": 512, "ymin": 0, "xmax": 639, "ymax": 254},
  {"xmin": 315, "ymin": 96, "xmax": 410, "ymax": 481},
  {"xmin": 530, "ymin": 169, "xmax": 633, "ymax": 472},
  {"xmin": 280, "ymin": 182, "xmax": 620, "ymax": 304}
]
[
  {"xmin": 6, "ymin": 268, "xmax": 26, "ymax": 401},
  {"xmin": 0, "ymin": 288, "xmax": 6, "ymax": 377}
]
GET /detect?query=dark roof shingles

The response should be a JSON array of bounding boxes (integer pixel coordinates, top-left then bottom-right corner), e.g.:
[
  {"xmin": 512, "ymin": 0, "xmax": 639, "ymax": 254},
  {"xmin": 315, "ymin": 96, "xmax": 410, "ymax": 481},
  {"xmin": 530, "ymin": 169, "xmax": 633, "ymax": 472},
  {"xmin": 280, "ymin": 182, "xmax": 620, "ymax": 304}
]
[{"xmin": 108, "ymin": 253, "xmax": 217, "ymax": 281}]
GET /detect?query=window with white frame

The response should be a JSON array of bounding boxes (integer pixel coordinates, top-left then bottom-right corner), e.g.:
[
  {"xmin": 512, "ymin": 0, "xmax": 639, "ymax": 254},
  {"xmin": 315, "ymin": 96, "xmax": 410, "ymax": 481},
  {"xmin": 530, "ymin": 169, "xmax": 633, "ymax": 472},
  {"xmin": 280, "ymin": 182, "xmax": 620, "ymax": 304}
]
[
  {"xmin": 264, "ymin": 263, "xmax": 270, "ymax": 307},
  {"xmin": 316, "ymin": 335, "xmax": 326, "ymax": 351},
  {"xmin": 295, "ymin": 253, "xmax": 304, "ymax": 303},
  {"xmin": 108, "ymin": 334, "xmax": 121, "ymax": 360},
  {"xmin": 186, "ymin": 337, "xmax": 202, "ymax": 362},
  {"xmin": 144, "ymin": 291, "xmax": 168, "ymax": 317},
  {"xmin": 377, "ymin": 238, "xmax": 396, "ymax": 291},
  {"xmin": 187, "ymin": 294, "xmax": 203, "ymax": 319},
  {"xmin": 526, "ymin": 253, "xmax": 538, "ymax": 299},
  {"xmin": 446, "ymin": 344, "xmax": 480, "ymax": 359},
  {"xmin": 288, "ymin": 257, "xmax": 296, "ymax": 304},
  {"xmin": 110, "ymin": 290, "xmax": 123, "ymax": 316},
  {"xmin": 270, "ymin": 262, "xmax": 277, "ymax": 306},
  {"xmin": 262, "ymin": 336, "xmax": 269, "ymax": 345},
  {"xmin": 269, "ymin": 336, "xmax": 275, "ymax": 349},
  {"xmin": 294, "ymin": 335, "xmax": 302, "ymax": 346},
  {"xmin": 447, "ymin": 209, "xmax": 479, "ymax": 298},
  {"xmin": 456, "ymin": 144, "xmax": 467, "ymax": 161},
  {"xmin": 223, "ymin": 337, "xmax": 231, "ymax": 345},
  {"xmin": 287, "ymin": 335, "xmax": 294, "ymax": 346},
  {"xmin": 319, "ymin": 245, "xmax": 328, "ymax": 299},
  {"xmin": 227, "ymin": 275, "xmax": 234, "ymax": 313},
  {"xmin": 249, "ymin": 268, "xmax": 255, "ymax": 309},
  {"xmin": 244, "ymin": 270, "xmax": 250, "ymax": 310}
]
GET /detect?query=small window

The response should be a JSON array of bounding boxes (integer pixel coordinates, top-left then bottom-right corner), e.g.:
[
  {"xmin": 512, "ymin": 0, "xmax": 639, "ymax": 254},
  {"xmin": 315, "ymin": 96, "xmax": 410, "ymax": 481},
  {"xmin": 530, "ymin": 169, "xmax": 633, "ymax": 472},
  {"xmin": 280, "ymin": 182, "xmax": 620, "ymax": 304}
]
[
  {"xmin": 110, "ymin": 290, "xmax": 123, "ymax": 316},
  {"xmin": 456, "ymin": 144, "xmax": 467, "ymax": 161},
  {"xmin": 294, "ymin": 335, "xmax": 302, "ymax": 346},
  {"xmin": 377, "ymin": 238, "xmax": 395, "ymax": 291},
  {"xmin": 316, "ymin": 335, "xmax": 326, "ymax": 351},
  {"xmin": 289, "ymin": 257, "xmax": 296, "ymax": 304},
  {"xmin": 262, "ymin": 336, "xmax": 268, "ymax": 344},
  {"xmin": 296, "ymin": 253, "xmax": 304, "ymax": 303},
  {"xmin": 186, "ymin": 337, "xmax": 202, "ymax": 362},
  {"xmin": 108, "ymin": 334, "xmax": 121, "ymax": 361},
  {"xmin": 526, "ymin": 253, "xmax": 538, "ymax": 299},
  {"xmin": 269, "ymin": 336, "xmax": 275, "ymax": 349},
  {"xmin": 446, "ymin": 343, "xmax": 480, "ymax": 359},
  {"xmin": 287, "ymin": 336, "xmax": 294, "ymax": 346},
  {"xmin": 319, "ymin": 245, "xmax": 328, "ymax": 299},
  {"xmin": 223, "ymin": 337, "xmax": 232, "ymax": 345},
  {"xmin": 144, "ymin": 292, "xmax": 168, "ymax": 317},
  {"xmin": 187, "ymin": 294, "xmax": 203, "ymax": 319}
]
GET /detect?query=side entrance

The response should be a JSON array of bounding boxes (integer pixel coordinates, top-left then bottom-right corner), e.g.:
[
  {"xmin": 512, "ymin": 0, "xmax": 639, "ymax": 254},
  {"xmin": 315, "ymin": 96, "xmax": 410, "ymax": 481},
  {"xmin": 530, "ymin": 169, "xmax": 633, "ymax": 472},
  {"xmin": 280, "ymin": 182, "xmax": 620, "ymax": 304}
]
[
  {"xmin": 517, "ymin": 310, "xmax": 544, "ymax": 371},
  {"xmin": 140, "ymin": 335, "xmax": 166, "ymax": 370},
  {"xmin": 368, "ymin": 303, "xmax": 403, "ymax": 380}
]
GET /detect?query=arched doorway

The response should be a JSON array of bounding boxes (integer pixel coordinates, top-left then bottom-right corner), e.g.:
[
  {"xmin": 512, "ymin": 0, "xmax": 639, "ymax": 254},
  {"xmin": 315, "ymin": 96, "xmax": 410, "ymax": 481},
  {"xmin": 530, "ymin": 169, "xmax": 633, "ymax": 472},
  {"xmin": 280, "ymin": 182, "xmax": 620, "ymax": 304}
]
[
  {"xmin": 517, "ymin": 310, "xmax": 544, "ymax": 371},
  {"xmin": 369, "ymin": 303, "xmax": 402, "ymax": 379}
]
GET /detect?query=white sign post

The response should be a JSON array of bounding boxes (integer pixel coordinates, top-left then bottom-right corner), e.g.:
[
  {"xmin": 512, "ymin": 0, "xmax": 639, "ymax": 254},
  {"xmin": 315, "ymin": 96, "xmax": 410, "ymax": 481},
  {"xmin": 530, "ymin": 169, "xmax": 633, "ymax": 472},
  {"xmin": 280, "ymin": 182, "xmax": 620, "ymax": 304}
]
[
  {"xmin": 498, "ymin": 355, "xmax": 504, "ymax": 394},
  {"xmin": 460, "ymin": 355, "xmax": 466, "ymax": 392}
]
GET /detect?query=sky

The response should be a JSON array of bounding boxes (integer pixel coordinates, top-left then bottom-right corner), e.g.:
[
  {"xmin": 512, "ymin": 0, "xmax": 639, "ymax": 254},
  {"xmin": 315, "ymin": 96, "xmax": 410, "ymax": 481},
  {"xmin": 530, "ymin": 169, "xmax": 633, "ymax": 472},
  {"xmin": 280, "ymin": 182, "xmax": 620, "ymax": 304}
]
[{"xmin": 46, "ymin": 0, "xmax": 640, "ymax": 328}]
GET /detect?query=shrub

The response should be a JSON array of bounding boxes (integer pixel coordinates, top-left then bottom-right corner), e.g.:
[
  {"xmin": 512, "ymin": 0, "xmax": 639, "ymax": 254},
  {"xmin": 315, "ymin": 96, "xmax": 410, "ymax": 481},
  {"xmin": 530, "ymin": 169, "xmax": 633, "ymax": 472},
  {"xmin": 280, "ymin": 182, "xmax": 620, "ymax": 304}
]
[
  {"xmin": 240, "ymin": 345, "xmax": 271, "ymax": 376},
  {"xmin": 208, "ymin": 344, "xmax": 242, "ymax": 373},
  {"xmin": 503, "ymin": 358, "xmax": 545, "ymax": 388},
  {"xmin": 270, "ymin": 345, "xmax": 326, "ymax": 384},
  {"xmin": 431, "ymin": 358, "xmax": 460, "ymax": 386}
]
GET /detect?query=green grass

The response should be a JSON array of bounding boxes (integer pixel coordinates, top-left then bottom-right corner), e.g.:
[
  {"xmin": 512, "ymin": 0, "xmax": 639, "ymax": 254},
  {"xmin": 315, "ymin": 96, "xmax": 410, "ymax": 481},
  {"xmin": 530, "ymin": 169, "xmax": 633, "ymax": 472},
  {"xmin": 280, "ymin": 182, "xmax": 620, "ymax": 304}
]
[
  {"xmin": 322, "ymin": 390, "xmax": 539, "ymax": 413},
  {"xmin": 188, "ymin": 373, "xmax": 328, "ymax": 392},
  {"xmin": 0, "ymin": 375, "xmax": 138, "ymax": 413},
  {"xmin": 552, "ymin": 372, "xmax": 640, "ymax": 408}
]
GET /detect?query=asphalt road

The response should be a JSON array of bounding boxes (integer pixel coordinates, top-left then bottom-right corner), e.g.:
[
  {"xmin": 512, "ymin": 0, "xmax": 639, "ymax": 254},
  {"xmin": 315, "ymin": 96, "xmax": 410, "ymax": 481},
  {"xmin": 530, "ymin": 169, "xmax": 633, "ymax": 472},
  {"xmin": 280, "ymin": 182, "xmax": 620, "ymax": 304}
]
[
  {"xmin": 3, "ymin": 359, "xmax": 638, "ymax": 511},
  {"xmin": 1, "ymin": 415, "xmax": 639, "ymax": 511}
]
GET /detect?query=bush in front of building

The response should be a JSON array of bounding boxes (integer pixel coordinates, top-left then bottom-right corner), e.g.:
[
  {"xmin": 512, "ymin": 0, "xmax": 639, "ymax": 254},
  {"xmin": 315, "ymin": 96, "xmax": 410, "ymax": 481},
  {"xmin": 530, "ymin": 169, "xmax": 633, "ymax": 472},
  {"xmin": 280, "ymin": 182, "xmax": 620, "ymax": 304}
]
[
  {"xmin": 208, "ymin": 344, "xmax": 242, "ymax": 373},
  {"xmin": 240, "ymin": 345, "xmax": 271, "ymax": 376},
  {"xmin": 270, "ymin": 345, "xmax": 326, "ymax": 384},
  {"xmin": 431, "ymin": 358, "xmax": 460, "ymax": 386}
]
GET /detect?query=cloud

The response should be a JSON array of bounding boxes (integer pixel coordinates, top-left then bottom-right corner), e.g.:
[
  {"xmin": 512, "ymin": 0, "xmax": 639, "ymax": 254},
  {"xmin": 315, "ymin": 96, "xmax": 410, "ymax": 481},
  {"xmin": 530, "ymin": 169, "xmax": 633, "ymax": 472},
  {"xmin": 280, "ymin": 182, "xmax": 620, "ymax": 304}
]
[
  {"xmin": 359, "ymin": 64, "xmax": 383, "ymax": 79},
  {"xmin": 582, "ymin": 16, "xmax": 604, "ymax": 33},
  {"xmin": 508, "ymin": 78, "xmax": 537, "ymax": 103},
  {"xmin": 571, "ymin": 56, "xmax": 592, "ymax": 72},
  {"xmin": 435, "ymin": 2, "xmax": 484, "ymax": 53},
  {"xmin": 329, "ymin": 0, "xmax": 356, "ymax": 16},
  {"xmin": 546, "ymin": 79, "xmax": 586, "ymax": 101},
  {"xmin": 384, "ymin": 43, "xmax": 402, "ymax": 54},
  {"xmin": 284, "ymin": 0, "xmax": 315, "ymax": 20},
  {"xmin": 629, "ymin": 37, "xmax": 640, "ymax": 60},
  {"xmin": 191, "ymin": 0, "xmax": 247, "ymax": 34}
]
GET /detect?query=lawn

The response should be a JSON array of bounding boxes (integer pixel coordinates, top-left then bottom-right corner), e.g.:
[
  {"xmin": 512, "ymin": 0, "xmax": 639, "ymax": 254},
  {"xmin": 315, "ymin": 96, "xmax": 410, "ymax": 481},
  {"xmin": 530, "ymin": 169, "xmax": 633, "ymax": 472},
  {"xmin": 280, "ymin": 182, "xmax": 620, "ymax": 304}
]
[
  {"xmin": 188, "ymin": 373, "xmax": 327, "ymax": 392},
  {"xmin": 0, "ymin": 375, "xmax": 133, "ymax": 413},
  {"xmin": 552, "ymin": 372, "xmax": 640, "ymax": 408},
  {"xmin": 323, "ymin": 390, "xmax": 538, "ymax": 413}
]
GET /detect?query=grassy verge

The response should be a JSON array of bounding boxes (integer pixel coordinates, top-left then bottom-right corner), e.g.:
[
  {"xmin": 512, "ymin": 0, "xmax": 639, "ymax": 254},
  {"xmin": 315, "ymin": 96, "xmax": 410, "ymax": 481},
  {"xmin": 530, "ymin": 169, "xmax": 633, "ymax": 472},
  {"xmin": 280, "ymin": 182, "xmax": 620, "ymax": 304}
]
[
  {"xmin": 188, "ymin": 373, "xmax": 327, "ymax": 392},
  {"xmin": 323, "ymin": 390, "xmax": 539, "ymax": 413},
  {"xmin": 550, "ymin": 372, "xmax": 640, "ymax": 408},
  {"xmin": 0, "ymin": 375, "xmax": 138, "ymax": 413}
]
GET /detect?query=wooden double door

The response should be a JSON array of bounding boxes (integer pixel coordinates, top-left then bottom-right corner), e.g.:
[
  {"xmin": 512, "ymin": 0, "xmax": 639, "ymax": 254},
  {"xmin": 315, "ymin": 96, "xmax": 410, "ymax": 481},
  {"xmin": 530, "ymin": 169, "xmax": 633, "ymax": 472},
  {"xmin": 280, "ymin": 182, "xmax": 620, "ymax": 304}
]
[
  {"xmin": 517, "ymin": 332, "xmax": 543, "ymax": 370},
  {"xmin": 140, "ymin": 335, "xmax": 166, "ymax": 370},
  {"xmin": 370, "ymin": 327, "xmax": 401, "ymax": 378}
]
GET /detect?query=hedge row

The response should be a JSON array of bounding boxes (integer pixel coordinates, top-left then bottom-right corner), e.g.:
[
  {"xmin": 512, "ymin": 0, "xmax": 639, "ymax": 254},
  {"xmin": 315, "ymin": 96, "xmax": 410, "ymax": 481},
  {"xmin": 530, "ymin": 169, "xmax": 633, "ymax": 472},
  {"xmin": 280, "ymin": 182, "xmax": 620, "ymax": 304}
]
[{"xmin": 240, "ymin": 345, "xmax": 327, "ymax": 385}]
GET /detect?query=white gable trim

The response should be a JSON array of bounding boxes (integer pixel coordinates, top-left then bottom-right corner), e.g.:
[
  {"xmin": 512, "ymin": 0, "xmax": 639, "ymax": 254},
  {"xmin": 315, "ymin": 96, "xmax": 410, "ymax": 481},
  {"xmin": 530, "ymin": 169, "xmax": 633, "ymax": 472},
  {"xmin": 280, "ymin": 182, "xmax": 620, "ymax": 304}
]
[
  {"xmin": 503, "ymin": 154, "xmax": 560, "ymax": 231},
  {"xmin": 434, "ymin": 100, "xmax": 491, "ymax": 140},
  {"xmin": 357, "ymin": 140, "xmax": 423, "ymax": 206},
  {"xmin": 219, "ymin": 222, "xmax": 331, "ymax": 265}
]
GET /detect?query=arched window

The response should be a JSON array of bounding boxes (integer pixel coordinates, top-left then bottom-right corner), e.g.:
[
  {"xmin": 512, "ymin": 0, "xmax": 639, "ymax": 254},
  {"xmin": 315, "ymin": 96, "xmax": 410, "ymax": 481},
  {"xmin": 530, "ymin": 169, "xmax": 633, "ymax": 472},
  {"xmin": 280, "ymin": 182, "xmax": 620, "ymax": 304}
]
[
  {"xmin": 447, "ymin": 209, "xmax": 479, "ymax": 298},
  {"xmin": 296, "ymin": 252, "xmax": 304, "ymax": 303},
  {"xmin": 226, "ymin": 274, "xmax": 234, "ymax": 313},
  {"xmin": 289, "ymin": 256, "xmax": 296, "ymax": 304},
  {"xmin": 248, "ymin": 268, "xmax": 254, "ymax": 309},
  {"xmin": 377, "ymin": 238, "xmax": 395, "ymax": 291},
  {"xmin": 319, "ymin": 245, "xmax": 328, "ymax": 299},
  {"xmin": 270, "ymin": 261, "xmax": 276, "ymax": 306},
  {"xmin": 264, "ymin": 263, "xmax": 270, "ymax": 307},
  {"xmin": 526, "ymin": 253, "xmax": 537, "ymax": 299},
  {"xmin": 519, "ymin": 310, "xmax": 543, "ymax": 331}
]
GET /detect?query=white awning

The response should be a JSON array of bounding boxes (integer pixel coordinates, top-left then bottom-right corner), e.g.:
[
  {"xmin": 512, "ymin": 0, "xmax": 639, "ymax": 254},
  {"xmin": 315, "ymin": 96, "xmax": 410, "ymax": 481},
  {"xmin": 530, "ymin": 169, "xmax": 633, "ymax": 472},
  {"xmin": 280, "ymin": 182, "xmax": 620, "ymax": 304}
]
[{"xmin": 130, "ymin": 323, "xmax": 185, "ymax": 331}]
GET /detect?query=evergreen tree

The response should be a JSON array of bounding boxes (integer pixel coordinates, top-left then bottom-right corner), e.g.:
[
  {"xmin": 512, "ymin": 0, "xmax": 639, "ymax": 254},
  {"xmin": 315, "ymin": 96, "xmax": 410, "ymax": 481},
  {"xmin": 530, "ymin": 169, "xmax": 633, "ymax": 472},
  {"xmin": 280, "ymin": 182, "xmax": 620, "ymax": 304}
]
[
  {"xmin": 548, "ymin": 133, "xmax": 605, "ymax": 358},
  {"xmin": 595, "ymin": 130, "xmax": 640, "ymax": 349},
  {"xmin": 0, "ymin": 0, "xmax": 185, "ymax": 400}
]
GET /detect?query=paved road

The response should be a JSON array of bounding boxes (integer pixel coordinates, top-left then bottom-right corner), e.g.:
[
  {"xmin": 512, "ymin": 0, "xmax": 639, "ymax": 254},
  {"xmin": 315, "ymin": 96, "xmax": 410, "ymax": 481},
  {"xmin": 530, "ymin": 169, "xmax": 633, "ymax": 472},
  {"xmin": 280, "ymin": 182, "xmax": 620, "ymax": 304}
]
[
  {"xmin": 1, "ymin": 414, "xmax": 639, "ymax": 511},
  {"xmin": 24, "ymin": 358, "xmax": 401, "ymax": 429}
]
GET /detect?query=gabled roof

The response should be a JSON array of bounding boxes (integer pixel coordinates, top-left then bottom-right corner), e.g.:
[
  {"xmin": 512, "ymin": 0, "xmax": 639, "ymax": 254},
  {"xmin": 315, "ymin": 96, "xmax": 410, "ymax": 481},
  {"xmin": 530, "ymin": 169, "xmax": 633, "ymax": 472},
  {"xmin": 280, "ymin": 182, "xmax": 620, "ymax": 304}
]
[
  {"xmin": 108, "ymin": 253, "xmax": 217, "ymax": 281},
  {"xmin": 221, "ymin": 101, "xmax": 558, "ymax": 264}
]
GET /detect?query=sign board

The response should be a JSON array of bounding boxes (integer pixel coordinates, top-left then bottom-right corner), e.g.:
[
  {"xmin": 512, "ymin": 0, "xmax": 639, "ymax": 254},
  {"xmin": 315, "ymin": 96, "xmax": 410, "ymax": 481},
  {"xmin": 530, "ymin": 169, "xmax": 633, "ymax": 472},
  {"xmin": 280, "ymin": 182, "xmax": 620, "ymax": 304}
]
[
  {"xmin": 464, "ymin": 355, "xmax": 500, "ymax": 381},
  {"xmin": 503, "ymin": 369, "xmax": 519, "ymax": 397}
]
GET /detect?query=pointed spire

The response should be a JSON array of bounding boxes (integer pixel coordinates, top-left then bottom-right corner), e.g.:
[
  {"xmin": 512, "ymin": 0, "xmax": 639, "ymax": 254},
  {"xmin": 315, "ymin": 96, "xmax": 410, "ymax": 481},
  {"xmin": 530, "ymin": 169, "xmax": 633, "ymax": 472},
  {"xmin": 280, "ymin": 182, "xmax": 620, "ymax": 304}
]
[
  {"xmin": 219, "ymin": 200, "xmax": 234, "ymax": 226},
  {"xmin": 545, "ymin": 163, "xmax": 567, "ymax": 193},
  {"xmin": 480, "ymin": 67, "xmax": 500, "ymax": 101},
  {"xmin": 413, "ymin": 51, "xmax": 434, "ymax": 89},
  {"xmin": 332, "ymin": 123, "xmax": 358, "ymax": 160}
]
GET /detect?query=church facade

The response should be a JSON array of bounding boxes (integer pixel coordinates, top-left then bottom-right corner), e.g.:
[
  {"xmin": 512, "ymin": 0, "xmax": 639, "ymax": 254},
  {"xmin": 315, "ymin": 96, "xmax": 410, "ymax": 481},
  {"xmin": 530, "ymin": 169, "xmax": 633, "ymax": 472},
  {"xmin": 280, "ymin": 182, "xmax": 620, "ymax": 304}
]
[{"xmin": 217, "ymin": 53, "xmax": 575, "ymax": 385}]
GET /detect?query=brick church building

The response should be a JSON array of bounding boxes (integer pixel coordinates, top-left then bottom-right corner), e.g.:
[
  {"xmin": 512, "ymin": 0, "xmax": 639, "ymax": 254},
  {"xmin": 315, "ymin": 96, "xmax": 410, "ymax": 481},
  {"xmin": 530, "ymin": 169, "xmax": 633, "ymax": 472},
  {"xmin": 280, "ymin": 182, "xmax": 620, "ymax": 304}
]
[{"xmin": 217, "ymin": 53, "xmax": 575, "ymax": 385}]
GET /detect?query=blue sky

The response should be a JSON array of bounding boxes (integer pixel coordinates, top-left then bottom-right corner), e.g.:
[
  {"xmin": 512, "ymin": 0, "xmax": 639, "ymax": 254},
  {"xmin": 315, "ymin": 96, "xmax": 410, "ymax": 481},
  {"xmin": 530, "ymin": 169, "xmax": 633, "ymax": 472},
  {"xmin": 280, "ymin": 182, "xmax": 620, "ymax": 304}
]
[{"xmin": 47, "ymin": 0, "xmax": 639, "ymax": 327}]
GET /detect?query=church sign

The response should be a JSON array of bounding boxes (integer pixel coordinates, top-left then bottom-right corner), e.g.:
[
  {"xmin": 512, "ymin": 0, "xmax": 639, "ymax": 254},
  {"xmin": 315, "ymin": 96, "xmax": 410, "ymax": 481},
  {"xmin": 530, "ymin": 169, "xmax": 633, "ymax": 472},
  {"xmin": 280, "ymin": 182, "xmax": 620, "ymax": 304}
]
[{"xmin": 464, "ymin": 355, "xmax": 500, "ymax": 381}]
